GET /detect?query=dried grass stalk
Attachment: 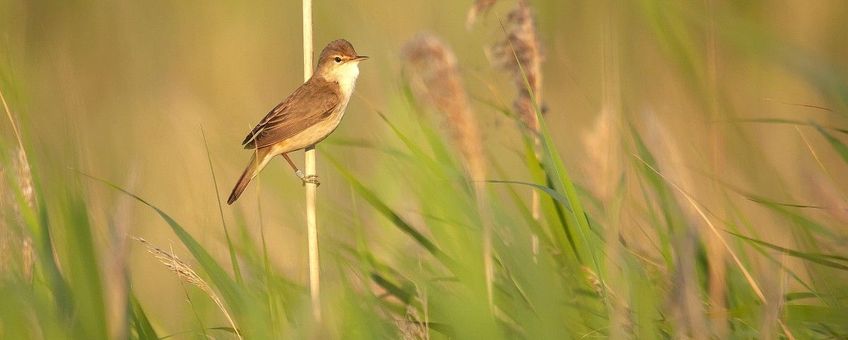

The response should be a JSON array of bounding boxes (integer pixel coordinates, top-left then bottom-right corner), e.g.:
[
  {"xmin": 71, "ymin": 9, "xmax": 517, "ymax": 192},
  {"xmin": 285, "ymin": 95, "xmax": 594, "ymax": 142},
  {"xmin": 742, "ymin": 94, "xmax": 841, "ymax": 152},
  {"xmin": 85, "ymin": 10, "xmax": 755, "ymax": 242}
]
[
  {"xmin": 13, "ymin": 148, "xmax": 35, "ymax": 209},
  {"xmin": 0, "ymin": 165, "xmax": 9, "ymax": 272},
  {"xmin": 401, "ymin": 33, "xmax": 486, "ymax": 182},
  {"xmin": 581, "ymin": 109, "xmax": 620, "ymax": 202},
  {"xmin": 1, "ymin": 86, "xmax": 36, "ymax": 281},
  {"xmin": 133, "ymin": 237, "xmax": 242, "ymax": 339}
]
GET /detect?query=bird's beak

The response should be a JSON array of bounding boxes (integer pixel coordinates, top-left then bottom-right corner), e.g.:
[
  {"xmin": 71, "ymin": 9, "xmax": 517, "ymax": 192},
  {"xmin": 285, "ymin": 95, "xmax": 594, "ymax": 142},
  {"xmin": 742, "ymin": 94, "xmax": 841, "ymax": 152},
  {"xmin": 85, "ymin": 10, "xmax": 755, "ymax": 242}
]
[{"xmin": 353, "ymin": 55, "xmax": 369, "ymax": 61}]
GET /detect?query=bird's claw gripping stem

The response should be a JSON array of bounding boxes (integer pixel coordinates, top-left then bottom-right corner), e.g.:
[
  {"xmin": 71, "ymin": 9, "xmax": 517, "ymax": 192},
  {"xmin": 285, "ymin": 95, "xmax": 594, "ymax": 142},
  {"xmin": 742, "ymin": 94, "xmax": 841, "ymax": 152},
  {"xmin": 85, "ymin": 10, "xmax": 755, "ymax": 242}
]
[{"xmin": 301, "ymin": 174, "xmax": 320, "ymax": 187}]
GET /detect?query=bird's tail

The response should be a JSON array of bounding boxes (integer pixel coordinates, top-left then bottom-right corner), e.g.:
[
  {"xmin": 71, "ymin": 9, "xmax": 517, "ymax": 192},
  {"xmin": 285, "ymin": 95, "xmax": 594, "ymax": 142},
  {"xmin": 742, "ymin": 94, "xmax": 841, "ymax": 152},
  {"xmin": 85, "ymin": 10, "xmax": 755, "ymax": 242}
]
[{"xmin": 228, "ymin": 149, "xmax": 269, "ymax": 204}]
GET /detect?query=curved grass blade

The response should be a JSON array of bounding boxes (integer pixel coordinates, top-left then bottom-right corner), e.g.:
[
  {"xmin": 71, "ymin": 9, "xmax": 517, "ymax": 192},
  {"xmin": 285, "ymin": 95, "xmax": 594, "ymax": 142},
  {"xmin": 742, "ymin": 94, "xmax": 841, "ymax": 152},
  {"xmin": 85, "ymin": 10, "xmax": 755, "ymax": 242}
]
[
  {"xmin": 324, "ymin": 153, "xmax": 449, "ymax": 265},
  {"xmin": 79, "ymin": 171, "xmax": 243, "ymax": 316},
  {"xmin": 815, "ymin": 123, "xmax": 848, "ymax": 164},
  {"xmin": 729, "ymin": 118, "xmax": 848, "ymax": 135},
  {"xmin": 727, "ymin": 231, "xmax": 848, "ymax": 271},
  {"xmin": 201, "ymin": 126, "xmax": 242, "ymax": 285},
  {"xmin": 498, "ymin": 29, "xmax": 599, "ymax": 271},
  {"xmin": 129, "ymin": 294, "xmax": 158, "ymax": 340},
  {"xmin": 743, "ymin": 195, "xmax": 839, "ymax": 240}
]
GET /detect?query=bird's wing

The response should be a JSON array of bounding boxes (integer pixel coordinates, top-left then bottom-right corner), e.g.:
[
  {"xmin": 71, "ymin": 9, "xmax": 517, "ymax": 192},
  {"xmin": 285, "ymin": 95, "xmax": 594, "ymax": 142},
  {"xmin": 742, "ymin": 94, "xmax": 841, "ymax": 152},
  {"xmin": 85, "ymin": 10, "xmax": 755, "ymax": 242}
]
[{"xmin": 242, "ymin": 79, "xmax": 341, "ymax": 149}]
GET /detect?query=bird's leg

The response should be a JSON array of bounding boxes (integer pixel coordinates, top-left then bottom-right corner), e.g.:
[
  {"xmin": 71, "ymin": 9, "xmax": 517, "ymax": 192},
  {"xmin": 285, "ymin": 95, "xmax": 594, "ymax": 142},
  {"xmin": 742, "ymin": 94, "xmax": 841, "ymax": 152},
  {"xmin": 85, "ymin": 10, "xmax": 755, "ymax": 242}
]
[
  {"xmin": 281, "ymin": 153, "xmax": 320, "ymax": 186},
  {"xmin": 281, "ymin": 153, "xmax": 305, "ymax": 179}
]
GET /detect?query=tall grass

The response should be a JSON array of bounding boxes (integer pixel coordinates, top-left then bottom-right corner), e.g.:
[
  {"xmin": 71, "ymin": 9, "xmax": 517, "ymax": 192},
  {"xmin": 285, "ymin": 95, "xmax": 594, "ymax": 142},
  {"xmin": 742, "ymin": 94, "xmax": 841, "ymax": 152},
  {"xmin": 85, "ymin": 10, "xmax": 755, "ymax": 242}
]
[{"xmin": 2, "ymin": 0, "xmax": 848, "ymax": 339}]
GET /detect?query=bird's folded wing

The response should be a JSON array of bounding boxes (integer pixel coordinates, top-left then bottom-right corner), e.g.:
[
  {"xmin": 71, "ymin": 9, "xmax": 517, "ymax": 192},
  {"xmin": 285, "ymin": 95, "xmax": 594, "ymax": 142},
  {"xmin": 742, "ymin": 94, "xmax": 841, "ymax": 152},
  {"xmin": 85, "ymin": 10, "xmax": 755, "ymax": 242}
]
[{"xmin": 242, "ymin": 79, "xmax": 341, "ymax": 149}]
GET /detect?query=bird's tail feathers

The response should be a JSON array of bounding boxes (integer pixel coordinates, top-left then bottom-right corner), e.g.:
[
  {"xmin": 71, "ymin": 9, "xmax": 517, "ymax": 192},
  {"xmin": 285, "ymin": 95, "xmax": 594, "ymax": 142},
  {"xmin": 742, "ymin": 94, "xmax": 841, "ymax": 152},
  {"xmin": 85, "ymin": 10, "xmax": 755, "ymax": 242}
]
[{"xmin": 227, "ymin": 150, "xmax": 268, "ymax": 205}]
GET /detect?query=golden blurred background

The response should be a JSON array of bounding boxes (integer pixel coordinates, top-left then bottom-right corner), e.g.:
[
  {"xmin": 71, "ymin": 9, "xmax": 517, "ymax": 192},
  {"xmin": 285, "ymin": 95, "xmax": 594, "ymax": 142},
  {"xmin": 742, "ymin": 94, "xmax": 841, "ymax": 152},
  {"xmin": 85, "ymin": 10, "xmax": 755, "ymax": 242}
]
[{"xmin": 3, "ymin": 0, "xmax": 848, "ymax": 336}]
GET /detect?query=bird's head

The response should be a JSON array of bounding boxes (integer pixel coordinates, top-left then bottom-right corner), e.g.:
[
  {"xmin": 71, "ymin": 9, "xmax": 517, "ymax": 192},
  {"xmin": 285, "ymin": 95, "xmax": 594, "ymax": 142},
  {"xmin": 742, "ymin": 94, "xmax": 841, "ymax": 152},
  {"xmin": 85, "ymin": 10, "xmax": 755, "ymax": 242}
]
[{"xmin": 315, "ymin": 39, "xmax": 368, "ymax": 84}]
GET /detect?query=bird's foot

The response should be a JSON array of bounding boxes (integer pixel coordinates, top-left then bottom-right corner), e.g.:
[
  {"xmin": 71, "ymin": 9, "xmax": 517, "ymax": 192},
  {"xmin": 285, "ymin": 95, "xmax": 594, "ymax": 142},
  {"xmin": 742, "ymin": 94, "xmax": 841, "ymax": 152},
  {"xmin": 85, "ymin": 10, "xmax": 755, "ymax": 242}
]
[
  {"xmin": 301, "ymin": 175, "xmax": 320, "ymax": 187},
  {"xmin": 295, "ymin": 170, "xmax": 305, "ymax": 179}
]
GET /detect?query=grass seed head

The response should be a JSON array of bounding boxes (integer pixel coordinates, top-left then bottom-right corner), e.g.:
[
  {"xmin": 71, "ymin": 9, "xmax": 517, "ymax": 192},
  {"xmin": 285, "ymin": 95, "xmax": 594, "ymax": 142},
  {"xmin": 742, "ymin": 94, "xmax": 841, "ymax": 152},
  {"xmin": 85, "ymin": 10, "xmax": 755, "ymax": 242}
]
[
  {"xmin": 133, "ymin": 236, "xmax": 242, "ymax": 338},
  {"xmin": 134, "ymin": 237, "xmax": 210, "ymax": 291}
]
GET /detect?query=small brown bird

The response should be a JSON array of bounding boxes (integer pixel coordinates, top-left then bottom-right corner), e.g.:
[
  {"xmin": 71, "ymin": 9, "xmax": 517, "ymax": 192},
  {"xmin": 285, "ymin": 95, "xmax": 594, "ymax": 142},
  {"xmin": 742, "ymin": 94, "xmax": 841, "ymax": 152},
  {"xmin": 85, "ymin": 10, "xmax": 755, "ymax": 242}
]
[{"xmin": 227, "ymin": 39, "xmax": 367, "ymax": 204}]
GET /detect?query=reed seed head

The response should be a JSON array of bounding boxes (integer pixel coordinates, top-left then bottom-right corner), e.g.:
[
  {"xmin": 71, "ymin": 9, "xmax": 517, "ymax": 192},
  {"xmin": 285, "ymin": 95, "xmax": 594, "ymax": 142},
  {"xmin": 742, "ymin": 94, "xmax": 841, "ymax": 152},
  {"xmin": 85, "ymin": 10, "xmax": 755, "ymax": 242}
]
[
  {"xmin": 489, "ymin": 0, "xmax": 544, "ymax": 132},
  {"xmin": 466, "ymin": 0, "xmax": 498, "ymax": 28},
  {"xmin": 402, "ymin": 33, "xmax": 486, "ymax": 181}
]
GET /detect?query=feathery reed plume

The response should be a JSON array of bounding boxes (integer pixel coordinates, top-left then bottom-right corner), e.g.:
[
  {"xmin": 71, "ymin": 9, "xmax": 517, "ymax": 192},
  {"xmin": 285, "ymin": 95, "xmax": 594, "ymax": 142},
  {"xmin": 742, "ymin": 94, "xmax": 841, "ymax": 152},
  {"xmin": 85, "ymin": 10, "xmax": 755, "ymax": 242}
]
[
  {"xmin": 401, "ymin": 33, "xmax": 494, "ymax": 309},
  {"xmin": 466, "ymin": 0, "xmax": 498, "ymax": 28},
  {"xmin": 401, "ymin": 33, "xmax": 486, "ymax": 182},
  {"xmin": 489, "ymin": 0, "xmax": 543, "ymax": 134},
  {"xmin": 488, "ymin": 0, "xmax": 544, "ymax": 219},
  {"xmin": 133, "ymin": 237, "xmax": 242, "ymax": 339}
]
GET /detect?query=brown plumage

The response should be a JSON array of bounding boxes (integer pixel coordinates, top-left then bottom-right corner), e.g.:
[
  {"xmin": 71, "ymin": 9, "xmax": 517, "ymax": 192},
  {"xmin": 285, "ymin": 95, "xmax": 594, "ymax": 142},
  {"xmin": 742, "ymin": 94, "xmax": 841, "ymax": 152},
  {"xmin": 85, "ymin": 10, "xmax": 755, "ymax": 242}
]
[
  {"xmin": 241, "ymin": 78, "xmax": 341, "ymax": 150},
  {"xmin": 228, "ymin": 39, "xmax": 367, "ymax": 204}
]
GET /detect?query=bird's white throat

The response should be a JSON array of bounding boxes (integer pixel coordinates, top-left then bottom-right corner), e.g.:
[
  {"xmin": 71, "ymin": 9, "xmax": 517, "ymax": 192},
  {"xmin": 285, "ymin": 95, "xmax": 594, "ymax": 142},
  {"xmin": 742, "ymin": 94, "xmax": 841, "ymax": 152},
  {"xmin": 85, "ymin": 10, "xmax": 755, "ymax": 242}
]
[{"xmin": 329, "ymin": 61, "xmax": 360, "ymax": 97}]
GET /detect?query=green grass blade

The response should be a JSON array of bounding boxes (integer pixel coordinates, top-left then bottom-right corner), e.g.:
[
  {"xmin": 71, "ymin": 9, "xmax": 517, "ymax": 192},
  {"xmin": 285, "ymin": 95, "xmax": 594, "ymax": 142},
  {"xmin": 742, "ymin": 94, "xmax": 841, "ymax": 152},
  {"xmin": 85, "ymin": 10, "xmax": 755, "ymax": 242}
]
[
  {"xmin": 324, "ymin": 153, "xmax": 446, "ymax": 263},
  {"xmin": 80, "ymin": 172, "xmax": 244, "ymax": 316},
  {"xmin": 727, "ymin": 231, "xmax": 848, "ymax": 271},
  {"xmin": 129, "ymin": 294, "xmax": 158, "ymax": 340},
  {"xmin": 815, "ymin": 124, "xmax": 848, "ymax": 164},
  {"xmin": 63, "ymin": 195, "xmax": 108, "ymax": 339},
  {"xmin": 201, "ymin": 126, "xmax": 243, "ymax": 285}
]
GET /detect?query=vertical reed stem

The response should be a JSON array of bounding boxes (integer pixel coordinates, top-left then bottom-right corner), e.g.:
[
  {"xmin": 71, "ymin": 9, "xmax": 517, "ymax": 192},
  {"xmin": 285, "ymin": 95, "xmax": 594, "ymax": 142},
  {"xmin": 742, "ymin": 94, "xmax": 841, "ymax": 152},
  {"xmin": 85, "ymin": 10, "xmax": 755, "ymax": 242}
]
[{"xmin": 302, "ymin": 0, "xmax": 321, "ymax": 322}]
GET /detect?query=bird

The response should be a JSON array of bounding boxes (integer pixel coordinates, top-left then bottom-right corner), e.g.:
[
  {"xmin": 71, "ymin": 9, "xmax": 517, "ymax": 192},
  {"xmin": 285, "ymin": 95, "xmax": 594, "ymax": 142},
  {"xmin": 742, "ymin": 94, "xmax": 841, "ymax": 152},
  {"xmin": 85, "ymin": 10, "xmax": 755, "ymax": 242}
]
[{"xmin": 227, "ymin": 39, "xmax": 367, "ymax": 205}]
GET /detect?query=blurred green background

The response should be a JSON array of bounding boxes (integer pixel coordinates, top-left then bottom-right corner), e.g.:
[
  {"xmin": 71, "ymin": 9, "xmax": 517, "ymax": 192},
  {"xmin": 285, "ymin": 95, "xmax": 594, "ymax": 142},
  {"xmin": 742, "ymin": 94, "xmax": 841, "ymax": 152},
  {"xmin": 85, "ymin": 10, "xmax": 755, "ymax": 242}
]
[{"xmin": 3, "ymin": 0, "xmax": 848, "ymax": 338}]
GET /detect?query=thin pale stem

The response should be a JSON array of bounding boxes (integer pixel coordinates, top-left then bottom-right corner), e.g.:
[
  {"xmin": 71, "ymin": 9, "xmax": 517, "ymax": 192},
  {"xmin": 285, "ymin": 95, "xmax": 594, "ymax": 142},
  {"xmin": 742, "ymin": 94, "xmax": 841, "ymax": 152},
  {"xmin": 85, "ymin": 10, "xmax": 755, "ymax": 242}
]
[{"xmin": 302, "ymin": 0, "xmax": 321, "ymax": 323}]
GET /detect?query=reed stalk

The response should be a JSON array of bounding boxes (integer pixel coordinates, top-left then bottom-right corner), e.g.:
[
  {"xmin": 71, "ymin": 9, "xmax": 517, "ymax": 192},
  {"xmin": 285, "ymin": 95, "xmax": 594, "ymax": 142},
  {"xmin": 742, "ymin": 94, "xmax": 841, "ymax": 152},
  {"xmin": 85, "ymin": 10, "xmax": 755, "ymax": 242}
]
[{"xmin": 301, "ymin": 0, "xmax": 321, "ymax": 322}]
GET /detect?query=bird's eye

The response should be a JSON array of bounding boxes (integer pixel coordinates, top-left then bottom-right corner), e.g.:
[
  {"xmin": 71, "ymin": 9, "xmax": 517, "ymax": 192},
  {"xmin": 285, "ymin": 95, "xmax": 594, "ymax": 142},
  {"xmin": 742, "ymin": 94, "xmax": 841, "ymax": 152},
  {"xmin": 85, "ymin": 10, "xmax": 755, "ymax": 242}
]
[{"xmin": 334, "ymin": 56, "xmax": 342, "ymax": 63}]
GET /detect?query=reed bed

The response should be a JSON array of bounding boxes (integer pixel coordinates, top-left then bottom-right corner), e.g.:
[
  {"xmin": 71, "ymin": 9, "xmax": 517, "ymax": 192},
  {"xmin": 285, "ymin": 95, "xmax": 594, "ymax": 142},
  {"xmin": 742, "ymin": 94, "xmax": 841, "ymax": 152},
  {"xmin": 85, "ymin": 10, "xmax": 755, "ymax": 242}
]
[{"xmin": 1, "ymin": 0, "xmax": 848, "ymax": 339}]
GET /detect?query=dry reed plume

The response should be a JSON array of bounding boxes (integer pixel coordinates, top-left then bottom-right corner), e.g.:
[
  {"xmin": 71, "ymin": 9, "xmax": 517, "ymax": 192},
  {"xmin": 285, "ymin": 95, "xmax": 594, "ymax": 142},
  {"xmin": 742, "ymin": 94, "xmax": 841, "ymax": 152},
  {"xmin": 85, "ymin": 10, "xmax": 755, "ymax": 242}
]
[
  {"xmin": 484, "ymin": 0, "xmax": 544, "ymax": 219},
  {"xmin": 401, "ymin": 33, "xmax": 494, "ymax": 309},
  {"xmin": 133, "ymin": 237, "xmax": 242, "ymax": 339},
  {"xmin": 466, "ymin": 0, "xmax": 498, "ymax": 28},
  {"xmin": 401, "ymin": 33, "xmax": 486, "ymax": 182},
  {"xmin": 488, "ymin": 0, "xmax": 543, "ymax": 134}
]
